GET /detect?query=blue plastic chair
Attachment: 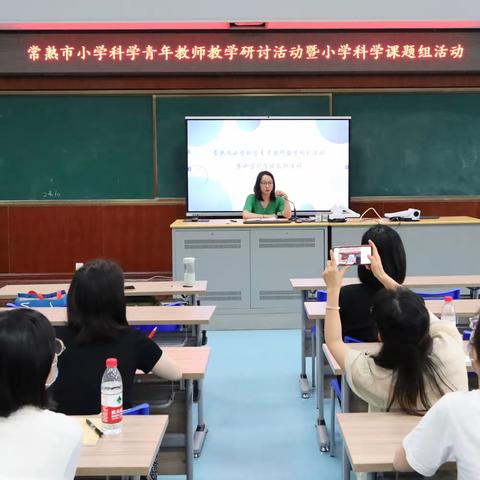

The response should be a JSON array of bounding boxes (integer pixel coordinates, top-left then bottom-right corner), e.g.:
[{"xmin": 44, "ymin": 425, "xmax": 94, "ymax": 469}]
[
  {"xmin": 415, "ymin": 288, "xmax": 461, "ymax": 300},
  {"xmin": 329, "ymin": 336, "xmax": 362, "ymax": 457},
  {"xmin": 123, "ymin": 402, "xmax": 150, "ymax": 416}
]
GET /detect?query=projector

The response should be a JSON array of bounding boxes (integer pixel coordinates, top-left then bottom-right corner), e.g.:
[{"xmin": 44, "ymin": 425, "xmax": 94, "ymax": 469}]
[
  {"xmin": 328, "ymin": 205, "xmax": 360, "ymax": 221},
  {"xmin": 384, "ymin": 208, "xmax": 421, "ymax": 221}
]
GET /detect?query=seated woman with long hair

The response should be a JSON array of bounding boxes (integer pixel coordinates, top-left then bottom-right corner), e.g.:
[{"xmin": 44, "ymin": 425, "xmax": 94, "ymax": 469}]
[
  {"xmin": 339, "ymin": 224, "xmax": 407, "ymax": 342},
  {"xmin": 242, "ymin": 170, "xmax": 292, "ymax": 220},
  {"xmin": 394, "ymin": 313, "xmax": 480, "ymax": 479},
  {"xmin": 324, "ymin": 241, "xmax": 468, "ymax": 414},
  {"xmin": 0, "ymin": 309, "xmax": 82, "ymax": 479},
  {"xmin": 51, "ymin": 258, "xmax": 182, "ymax": 415}
]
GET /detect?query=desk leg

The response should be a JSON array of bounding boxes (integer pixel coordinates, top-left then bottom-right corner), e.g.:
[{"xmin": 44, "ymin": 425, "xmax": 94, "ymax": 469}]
[
  {"xmin": 341, "ymin": 375, "xmax": 351, "ymax": 480},
  {"xmin": 468, "ymin": 287, "xmax": 480, "ymax": 299},
  {"xmin": 193, "ymin": 378, "xmax": 208, "ymax": 457},
  {"xmin": 186, "ymin": 379, "xmax": 194, "ymax": 480},
  {"xmin": 315, "ymin": 317, "xmax": 330, "ymax": 452},
  {"xmin": 300, "ymin": 290, "xmax": 311, "ymax": 399},
  {"xmin": 193, "ymin": 323, "xmax": 208, "ymax": 458}
]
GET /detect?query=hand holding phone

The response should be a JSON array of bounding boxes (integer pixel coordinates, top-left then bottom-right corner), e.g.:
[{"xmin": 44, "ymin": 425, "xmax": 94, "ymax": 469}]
[{"xmin": 333, "ymin": 245, "xmax": 372, "ymax": 266}]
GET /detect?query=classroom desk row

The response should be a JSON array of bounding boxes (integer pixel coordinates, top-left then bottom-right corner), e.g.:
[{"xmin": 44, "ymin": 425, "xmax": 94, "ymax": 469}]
[
  {"xmin": 306, "ymin": 298, "xmax": 479, "ymax": 454},
  {"xmin": 291, "ymin": 274, "xmax": 480, "ymax": 453},
  {"xmin": 323, "ymin": 341, "xmax": 471, "ymax": 480},
  {"xmin": 0, "ymin": 279, "xmax": 212, "ymax": 461},
  {"xmin": 76, "ymin": 345, "xmax": 211, "ymax": 479},
  {"xmin": 292, "ymin": 274, "xmax": 480, "ymax": 396},
  {"xmin": 12, "ymin": 306, "xmax": 214, "ymax": 479},
  {"xmin": 336, "ymin": 412, "xmax": 455, "ymax": 476},
  {"xmin": 0, "ymin": 280, "xmax": 208, "ymax": 302}
]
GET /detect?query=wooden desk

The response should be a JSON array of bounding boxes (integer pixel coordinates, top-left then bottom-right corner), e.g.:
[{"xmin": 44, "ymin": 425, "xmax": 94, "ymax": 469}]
[
  {"xmin": 75, "ymin": 415, "xmax": 169, "ymax": 477},
  {"xmin": 147, "ymin": 346, "xmax": 211, "ymax": 380},
  {"xmin": 305, "ymin": 298, "xmax": 480, "ymax": 321},
  {"xmin": 291, "ymin": 274, "xmax": 480, "ymax": 292},
  {"xmin": 336, "ymin": 412, "xmax": 422, "ymax": 473},
  {"xmin": 0, "ymin": 280, "xmax": 208, "ymax": 301},
  {"xmin": 0, "ymin": 305, "xmax": 216, "ymax": 327},
  {"xmin": 134, "ymin": 346, "xmax": 211, "ymax": 480}
]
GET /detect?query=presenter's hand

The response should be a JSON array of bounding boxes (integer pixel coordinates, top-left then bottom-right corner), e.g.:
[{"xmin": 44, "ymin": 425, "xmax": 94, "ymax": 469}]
[
  {"xmin": 275, "ymin": 190, "xmax": 288, "ymax": 200},
  {"xmin": 323, "ymin": 250, "xmax": 349, "ymax": 290}
]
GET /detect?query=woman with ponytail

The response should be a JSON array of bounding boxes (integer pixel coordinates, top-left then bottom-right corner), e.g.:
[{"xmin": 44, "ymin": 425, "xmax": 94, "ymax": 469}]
[{"xmin": 323, "ymin": 241, "xmax": 467, "ymax": 413}]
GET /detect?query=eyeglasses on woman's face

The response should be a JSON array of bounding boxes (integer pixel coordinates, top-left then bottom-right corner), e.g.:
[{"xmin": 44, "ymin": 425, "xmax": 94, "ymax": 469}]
[
  {"xmin": 54, "ymin": 338, "xmax": 66, "ymax": 356},
  {"xmin": 260, "ymin": 181, "xmax": 273, "ymax": 186}
]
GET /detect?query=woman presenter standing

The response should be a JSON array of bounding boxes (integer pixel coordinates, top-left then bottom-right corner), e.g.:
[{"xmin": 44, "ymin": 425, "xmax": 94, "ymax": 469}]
[{"xmin": 242, "ymin": 171, "xmax": 292, "ymax": 220}]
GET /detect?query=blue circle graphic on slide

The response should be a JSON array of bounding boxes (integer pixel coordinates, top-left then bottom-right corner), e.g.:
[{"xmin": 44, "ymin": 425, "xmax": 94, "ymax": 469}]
[
  {"xmin": 315, "ymin": 120, "xmax": 349, "ymax": 144},
  {"xmin": 188, "ymin": 120, "xmax": 223, "ymax": 147},
  {"xmin": 236, "ymin": 119, "xmax": 261, "ymax": 132},
  {"xmin": 189, "ymin": 176, "xmax": 233, "ymax": 211}
]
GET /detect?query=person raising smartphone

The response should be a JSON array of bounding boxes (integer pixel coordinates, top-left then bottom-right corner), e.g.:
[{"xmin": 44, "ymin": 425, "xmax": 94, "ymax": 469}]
[{"xmin": 323, "ymin": 241, "xmax": 467, "ymax": 413}]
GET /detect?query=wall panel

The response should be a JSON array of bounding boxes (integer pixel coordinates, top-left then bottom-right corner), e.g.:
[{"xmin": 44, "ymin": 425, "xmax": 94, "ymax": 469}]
[
  {"xmin": 8, "ymin": 205, "xmax": 104, "ymax": 273},
  {"xmin": 101, "ymin": 203, "xmax": 185, "ymax": 272},
  {"xmin": 0, "ymin": 207, "xmax": 9, "ymax": 272}
]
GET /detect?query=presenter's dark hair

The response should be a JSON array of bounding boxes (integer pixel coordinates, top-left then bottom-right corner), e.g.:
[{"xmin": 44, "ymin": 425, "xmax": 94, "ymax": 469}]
[
  {"xmin": 0, "ymin": 309, "xmax": 55, "ymax": 417},
  {"xmin": 358, "ymin": 225, "xmax": 406, "ymax": 289},
  {"xmin": 68, "ymin": 258, "xmax": 128, "ymax": 344},
  {"xmin": 372, "ymin": 288, "xmax": 452, "ymax": 415},
  {"xmin": 253, "ymin": 170, "xmax": 276, "ymax": 201}
]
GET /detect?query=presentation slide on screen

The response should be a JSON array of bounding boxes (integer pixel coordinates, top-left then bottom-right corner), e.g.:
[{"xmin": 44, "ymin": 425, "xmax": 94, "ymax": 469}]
[{"xmin": 187, "ymin": 118, "xmax": 349, "ymax": 213}]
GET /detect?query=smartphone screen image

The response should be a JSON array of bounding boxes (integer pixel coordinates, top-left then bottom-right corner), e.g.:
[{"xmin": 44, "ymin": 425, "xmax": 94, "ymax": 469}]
[{"xmin": 333, "ymin": 245, "xmax": 372, "ymax": 266}]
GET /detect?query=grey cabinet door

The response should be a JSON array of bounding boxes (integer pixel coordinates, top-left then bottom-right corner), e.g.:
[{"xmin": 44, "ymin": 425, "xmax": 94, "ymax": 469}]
[
  {"xmin": 250, "ymin": 227, "xmax": 326, "ymax": 310},
  {"xmin": 173, "ymin": 229, "xmax": 250, "ymax": 309}
]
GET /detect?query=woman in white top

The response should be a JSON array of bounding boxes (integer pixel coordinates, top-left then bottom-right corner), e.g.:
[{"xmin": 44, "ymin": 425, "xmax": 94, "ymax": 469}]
[
  {"xmin": 323, "ymin": 241, "xmax": 468, "ymax": 414},
  {"xmin": 394, "ymin": 314, "xmax": 480, "ymax": 479},
  {"xmin": 0, "ymin": 309, "xmax": 82, "ymax": 480}
]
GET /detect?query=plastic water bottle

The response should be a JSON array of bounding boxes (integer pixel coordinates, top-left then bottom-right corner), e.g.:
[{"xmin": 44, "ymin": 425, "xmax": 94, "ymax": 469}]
[
  {"xmin": 101, "ymin": 358, "xmax": 123, "ymax": 435},
  {"xmin": 183, "ymin": 257, "xmax": 195, "ymax": 287},
  {"xmin": 440, "ymin": 296, "xmax": 457, "ymax": 327}
]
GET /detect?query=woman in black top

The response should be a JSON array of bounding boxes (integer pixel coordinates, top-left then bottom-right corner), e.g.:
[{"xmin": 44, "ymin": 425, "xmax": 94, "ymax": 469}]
[
  {"xmin": 51, "ymin": 259, "xmax": 182, "ymax": 415},
  {"xmin": 339, "ymin": 224, "xmax": 407, "ymax": 342}
]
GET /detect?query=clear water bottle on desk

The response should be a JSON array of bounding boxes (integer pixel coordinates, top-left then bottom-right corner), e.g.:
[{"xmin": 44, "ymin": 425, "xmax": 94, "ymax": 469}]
[
  {"xmin": 183, "ymin": 257, "xmax": 195, "ymax": 287},
  {"xmin": 101, "ymin": 357, "xmax": 123, "ymax": 435},
  {"xmin": 440, "ymin": 296, "xmax": 457, "ymax": 327}
]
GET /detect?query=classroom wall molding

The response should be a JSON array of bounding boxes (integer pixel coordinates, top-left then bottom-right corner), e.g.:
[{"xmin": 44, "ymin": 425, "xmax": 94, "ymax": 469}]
[{"xmin": 3, "ymin": 74, "xmax": 480, "ymax": 91}]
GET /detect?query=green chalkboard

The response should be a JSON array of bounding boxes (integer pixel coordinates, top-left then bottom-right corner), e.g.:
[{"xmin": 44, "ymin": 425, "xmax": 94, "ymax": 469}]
[
  {"xmin": 0, "ymin": 95, "xmax": 154, "ymax": 200},
  {"xmin": 155, "ymin": 95, "xmax": 331, "ymax": 197},
  {"xmin": 3, "ymin": 92, "xmax": 477, "ymax": 201},
  {"xmin": 333, "ymin": 93, "xmax": 480, "ymax": 196}
]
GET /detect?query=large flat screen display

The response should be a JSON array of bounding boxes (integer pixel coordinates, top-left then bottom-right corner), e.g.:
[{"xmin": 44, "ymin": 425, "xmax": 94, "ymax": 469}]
[{"xmin": 186, "ymin": 117, "xmax": 350, "ymax": 217}]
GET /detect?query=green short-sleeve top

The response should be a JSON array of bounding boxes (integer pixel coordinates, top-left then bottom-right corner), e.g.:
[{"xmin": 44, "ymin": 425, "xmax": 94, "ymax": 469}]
[{"xmin": 243, "ymin": 194, "xmax": 285, "ymax": 216}]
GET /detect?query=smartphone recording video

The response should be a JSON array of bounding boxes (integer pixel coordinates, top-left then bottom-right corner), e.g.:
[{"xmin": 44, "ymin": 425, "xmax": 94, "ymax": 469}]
[{"xmin": 333, "ymin": 245, "xmax": 372, "ymax": 266}]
